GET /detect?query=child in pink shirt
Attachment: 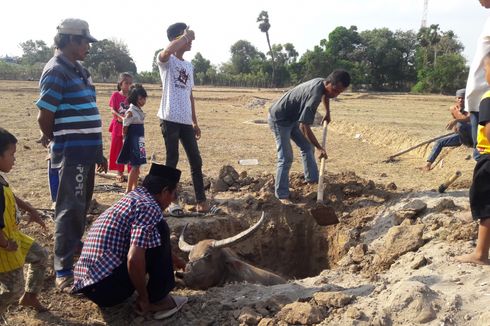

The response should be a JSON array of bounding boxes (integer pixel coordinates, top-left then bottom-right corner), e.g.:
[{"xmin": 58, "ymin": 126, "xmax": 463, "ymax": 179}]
[{"xmin": 108, "ymin": 73, "xmax": 133, "ymax": 182}]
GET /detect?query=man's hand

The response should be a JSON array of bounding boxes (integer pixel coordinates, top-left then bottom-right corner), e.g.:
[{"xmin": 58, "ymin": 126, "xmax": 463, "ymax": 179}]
[
  {"xmin": 2, "ymin": 240, "xmax": 18, "ymax": 252},
  {"xmin": 97, "ymin": 157, "xmax": 108, "ymax": 173},
  {"xmin": 446, "ymin": 119, "xmax": 457, "ymax": 131},
  {"xmin": 27, "ymin": 209, "xmax": 46, "ymax": 230},
  {"xmin": 193, "ymin": 124, "xmax": 201, "ymax": 140},
  {"xmin": 317, "ymin": 147, "xmax": 328, "ymax": 160},
  {"xmin": 38, "ymin": 134, "xmax": 51, "ymax": 148},
  {"xmin": 184, "ymin": 28, "xmax": 195, "ymax": 42},
  {"xmin": 321, "ymin": 115, "xmax": 331, "ymax": 125}
]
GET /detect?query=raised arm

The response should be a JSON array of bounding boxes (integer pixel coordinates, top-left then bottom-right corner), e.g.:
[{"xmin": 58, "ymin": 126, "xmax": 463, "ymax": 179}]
[{"xmin": 158, "ymin": 29, "xmax": 195, "ymax": 63}]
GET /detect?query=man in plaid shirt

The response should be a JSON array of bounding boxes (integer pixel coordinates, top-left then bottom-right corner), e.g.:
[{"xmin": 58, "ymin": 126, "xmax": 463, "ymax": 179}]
[{"xmin": 73, "ymin": 163, "xmax": 187, "ymax": 318}]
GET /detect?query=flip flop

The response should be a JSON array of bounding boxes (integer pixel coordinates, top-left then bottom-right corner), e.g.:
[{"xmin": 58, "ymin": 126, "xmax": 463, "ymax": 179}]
[
  {"xmin": 55, "ymin": 275, "xmax": 74, "ymax": 294},
  {"xmin": 153, "ymin": 295, "xmax": 188, "ymax": 320},
  {"xmin": 191, "ymin": 204, "xmax": 222, "ymax": 216},
  {"xmin": 168, "ymin": 203, "xmax": 185, "ymax": 218},
  {"xmin": 205, "ymin": 205, "xmax": 222, "ymax": 216}
]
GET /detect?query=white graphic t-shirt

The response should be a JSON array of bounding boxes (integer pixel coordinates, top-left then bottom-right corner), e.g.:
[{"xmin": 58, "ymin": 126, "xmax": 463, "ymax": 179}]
[{"xmin": 157, "ymin": 55, "xmax": 194, "ymax": 125}]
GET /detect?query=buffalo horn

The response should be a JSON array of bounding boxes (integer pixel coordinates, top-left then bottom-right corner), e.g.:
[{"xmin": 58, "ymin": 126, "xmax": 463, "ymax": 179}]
[
  {"xmin": 211, "ymin": 211, "xmax": 266, "ymax": 249},
  {"xmin": 178, "ymin": 224, "xmax": 195, "ymax": 252}
]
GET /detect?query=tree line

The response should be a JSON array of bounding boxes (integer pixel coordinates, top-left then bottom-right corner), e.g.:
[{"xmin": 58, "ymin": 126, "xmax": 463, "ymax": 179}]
[{"xmin": 0, "ymin": 17, "xmax": 467, "ymax": 94}]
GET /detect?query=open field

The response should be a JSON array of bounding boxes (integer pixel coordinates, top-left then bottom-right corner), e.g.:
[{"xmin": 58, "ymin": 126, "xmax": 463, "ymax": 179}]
[
  {"xmin": 1, "ymin": 80, "xmax": 474, "ymax": 208},
  {"xmin": 0, "ymin": 80, "xmax": 484, "ymax": 325}
]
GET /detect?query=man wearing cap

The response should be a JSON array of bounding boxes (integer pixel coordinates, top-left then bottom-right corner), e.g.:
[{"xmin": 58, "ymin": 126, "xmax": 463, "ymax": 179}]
[
  {"xmin": 73, "ymin": 164, "xmax": 187, "ymax": 319},
  {"xmin": 36, "ymin": 18, "xmax": 107, "ymax": 291},
  {"xmin": 156, "ymin": 22, "xmax": 209, "ymax": 214},
  {"xmin": 420, "ymin": 89, "xmax": 473, "ymax": 171}
]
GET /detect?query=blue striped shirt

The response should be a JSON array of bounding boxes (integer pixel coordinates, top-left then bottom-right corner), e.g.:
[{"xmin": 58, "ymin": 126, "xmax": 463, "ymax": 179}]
[{"xmin": 36, "ymin": 53, "xmax": 103, "ymax": 167}]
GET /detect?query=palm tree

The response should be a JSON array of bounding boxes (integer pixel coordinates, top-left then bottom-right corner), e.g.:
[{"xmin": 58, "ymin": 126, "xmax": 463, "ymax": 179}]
[{"xmin": 257, "ymin": 11, "xmax": 275, "ymax": 87}]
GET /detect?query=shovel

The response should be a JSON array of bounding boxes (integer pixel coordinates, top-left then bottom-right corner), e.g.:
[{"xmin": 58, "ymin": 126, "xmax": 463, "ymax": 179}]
[{"xmin": 309, "ymin": 120, "xmax": 339, "ymax": 226}]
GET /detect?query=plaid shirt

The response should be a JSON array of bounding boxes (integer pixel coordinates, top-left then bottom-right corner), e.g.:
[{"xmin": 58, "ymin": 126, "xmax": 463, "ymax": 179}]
[{"xmin": 73, "ymin": 187, "xmax": 163, "ymax": 291}]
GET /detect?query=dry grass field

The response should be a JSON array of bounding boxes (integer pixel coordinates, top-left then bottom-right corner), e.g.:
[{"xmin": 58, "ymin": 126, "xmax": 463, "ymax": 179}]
[
  {"xmin": 0, "ymin": 80, "xmax": 479, "ymax": 325},
  {"xmin": 1, "ymin": 80, "xmax": 475, "ymax": 208}
]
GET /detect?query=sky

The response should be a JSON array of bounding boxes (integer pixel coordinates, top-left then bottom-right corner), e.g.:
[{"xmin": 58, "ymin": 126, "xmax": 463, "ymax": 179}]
[{"xmin": 1, "ymin": 0, "xmax": 489, "ymax": 72}]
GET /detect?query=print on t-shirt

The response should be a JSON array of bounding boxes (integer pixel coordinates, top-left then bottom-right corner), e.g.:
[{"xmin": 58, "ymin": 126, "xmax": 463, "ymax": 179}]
[
  {"xmin": 175, "ymin": 67, "xmax": 190, "ymax": 89},
  {"xmin": 157, "ymin": 55, "xmax": 194, "ymax": 125}
]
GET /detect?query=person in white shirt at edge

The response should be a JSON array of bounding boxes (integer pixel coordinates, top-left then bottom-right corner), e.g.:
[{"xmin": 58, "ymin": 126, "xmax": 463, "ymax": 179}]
[
  {"xmin": 465, "ymin": 0, "xmax": 490, "ymax": 161},
  {"xmin": 156, "ymin": 23, "xmax": 209, "ymax": 215}
]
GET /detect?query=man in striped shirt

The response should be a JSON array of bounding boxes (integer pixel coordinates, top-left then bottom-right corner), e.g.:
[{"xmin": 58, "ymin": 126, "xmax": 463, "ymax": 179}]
[{"xmin": 36, "ymin": 18, "xmax": 107, "ymax": 292}]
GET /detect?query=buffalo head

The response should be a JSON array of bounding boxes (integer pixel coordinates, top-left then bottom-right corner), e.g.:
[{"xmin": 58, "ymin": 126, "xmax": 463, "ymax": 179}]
[{"xmin": 177, "ymin": 212, "xmax": 285, "ymax": 289}]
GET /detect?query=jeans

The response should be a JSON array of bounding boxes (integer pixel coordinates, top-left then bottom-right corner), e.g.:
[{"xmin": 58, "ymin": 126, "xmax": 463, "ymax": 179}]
[
  {"xmin": 427, "ymin": 134, "xmax": 462, "ymax": 163},
  {"xmin": 48, "ymin": 160, "xmax": 60, "ymax": 202},
  {"xmin": 268, "ymin": 118, "xmax": 318, "ymax": 199},
  {"xmin": 160, "ymin": 120, "xmax": 206, "ymax": 203},
  {"xmin": 470, "ymin": 112, "xmax": 481, "ymax": 161}
]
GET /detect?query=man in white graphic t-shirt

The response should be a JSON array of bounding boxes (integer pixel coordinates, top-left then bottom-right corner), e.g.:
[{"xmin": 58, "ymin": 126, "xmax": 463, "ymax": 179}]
[{"xmin": 156, "ymin": 22, "xmax": 209, "ymax": 214}]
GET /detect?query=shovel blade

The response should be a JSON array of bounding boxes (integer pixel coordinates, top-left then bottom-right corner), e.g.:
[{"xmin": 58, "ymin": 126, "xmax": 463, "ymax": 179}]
[{"xmin": 309, "ymin": 204, "xmax": 339, "ymax": 226}]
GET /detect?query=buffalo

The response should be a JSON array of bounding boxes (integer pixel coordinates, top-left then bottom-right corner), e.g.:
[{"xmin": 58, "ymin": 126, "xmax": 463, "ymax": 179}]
[{"xmin": 176, "ymin": 212, "xmax": 286, "ymax": 290}]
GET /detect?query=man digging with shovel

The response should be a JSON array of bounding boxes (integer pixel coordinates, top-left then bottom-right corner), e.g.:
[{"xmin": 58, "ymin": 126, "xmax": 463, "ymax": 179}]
[{"xmin": 267, "ymin": 70, "xmax": 350, "ymax": 214}]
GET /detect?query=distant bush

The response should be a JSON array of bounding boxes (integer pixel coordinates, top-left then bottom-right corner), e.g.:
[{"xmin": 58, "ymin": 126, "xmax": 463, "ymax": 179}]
[{"xmin": 0, "ymin": 61, "xmax": 43, "ymax": 80}]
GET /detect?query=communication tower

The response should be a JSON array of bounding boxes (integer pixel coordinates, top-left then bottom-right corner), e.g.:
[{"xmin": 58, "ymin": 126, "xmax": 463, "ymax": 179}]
[{"xmin": 421, "ymin": 0, "xmax": 428, "ymax": 28}]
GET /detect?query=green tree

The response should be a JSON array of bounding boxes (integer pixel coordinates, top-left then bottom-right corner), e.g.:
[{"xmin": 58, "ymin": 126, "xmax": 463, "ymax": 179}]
[
  {"xmin": 192, "ymin": 53, "xmax": 212, "ymax": 75},
  {"xmin": 359, "ymin": 28, "xmax": 413, "ymax": 90},
  {"xmin": 192, "ymin": 52, "xmax": 214, "ymax": 85},
  {"xmin": 152, "ymin": 48, "xmax": 163, "ymax": 73},
  {"xmin": 257, "ymin": 10, "xmax": 276, "ymax": 86},
  {"xmin": 19, "ymin": 40, "xmax": 52, "ymax": 65},
  {"xmin": 414, "ymin": 25, "xmax": 465, "ymax": 93},
  {"xmin": 227, "ymin": 40, "xmax": 263, "ymax": 74},
  {"xmin": 85, "ymin": 39, "xmax": 137, "ymax": 80},
  {"xmin": 297, "ymin": 45, "xmax": 332, "ymax": 83},
  {"xmin": 417, "ymin": 24, "xmax": 441, "ymax": 67}
]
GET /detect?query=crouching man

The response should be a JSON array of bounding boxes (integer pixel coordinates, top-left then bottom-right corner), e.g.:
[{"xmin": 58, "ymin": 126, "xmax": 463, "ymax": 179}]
[{"xmin": 73, "ymin": 163, "xmax": 187, "ymax": 319}]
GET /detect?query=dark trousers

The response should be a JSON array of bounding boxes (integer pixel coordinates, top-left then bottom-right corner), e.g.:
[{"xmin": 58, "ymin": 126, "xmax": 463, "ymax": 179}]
[
  {"xmin": 54, "ymin": 163, "xmax": 95, "ymax": 272},
  {"xmin": 160, "ymin": 120, "xmax": 206, "ymax": 202},
  {"xmin": 79, "ymin": 221, "xmax": 175, "ymax": 307}
]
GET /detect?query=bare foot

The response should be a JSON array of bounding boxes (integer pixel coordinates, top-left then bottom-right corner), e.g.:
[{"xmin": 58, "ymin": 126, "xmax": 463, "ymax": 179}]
[
  {"xmin": 416, "ymin": 164, "xmax": 432, "ymax": 172},
  {"xmin": 116, "ymin": 173, "xmax": 126, "ymax": 183},
  {"xmin": 19, "ymin": 293, "xmax": 48, "ymax": 312},
  {"xmin": 455, "ymin": 253, "xmax": 490, "ymax": 265},
  {"xmin": 196, "ymin": 201, "xmax": 209, "ymax": 213}
]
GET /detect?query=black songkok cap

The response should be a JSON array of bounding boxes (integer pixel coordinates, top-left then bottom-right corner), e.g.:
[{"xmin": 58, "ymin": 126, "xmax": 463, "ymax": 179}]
[{"xmin": 149, "ymin": 163, "xmax": 181, "ymax": 184}]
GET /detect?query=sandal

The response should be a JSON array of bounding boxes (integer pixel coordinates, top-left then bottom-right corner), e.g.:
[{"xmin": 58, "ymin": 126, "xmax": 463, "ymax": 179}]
[
  {"xmin": 55, "ymin": 275, "xmax": 74, "ymax": 294},
  {"xmin": 194, "ymin": 204, "xmax": 221, "ymax": 216},
  {"xmin": 153, "ymin": 295, "xmax": 188, "ymax": 320},
  {"xmin": 168, "ymin": 203, "xmax": 185, "ymax": 218}
]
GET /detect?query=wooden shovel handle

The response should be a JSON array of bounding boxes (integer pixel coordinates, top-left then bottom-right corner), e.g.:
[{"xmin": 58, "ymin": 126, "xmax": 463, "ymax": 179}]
[{"xmin": 317, "ymin": 120, "xmax": 328, "ymax": 202}]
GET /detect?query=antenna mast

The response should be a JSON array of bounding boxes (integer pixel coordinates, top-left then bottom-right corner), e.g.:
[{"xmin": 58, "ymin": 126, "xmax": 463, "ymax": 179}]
[{"xmin": 421, "ymin": 0, "xmax": 428, "ymax": 28}]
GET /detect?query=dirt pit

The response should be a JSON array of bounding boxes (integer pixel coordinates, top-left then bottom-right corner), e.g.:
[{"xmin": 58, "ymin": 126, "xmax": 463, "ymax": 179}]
[{"xmin": 169, "ymin": 167, "xmax": 396, "ymax": 281}]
